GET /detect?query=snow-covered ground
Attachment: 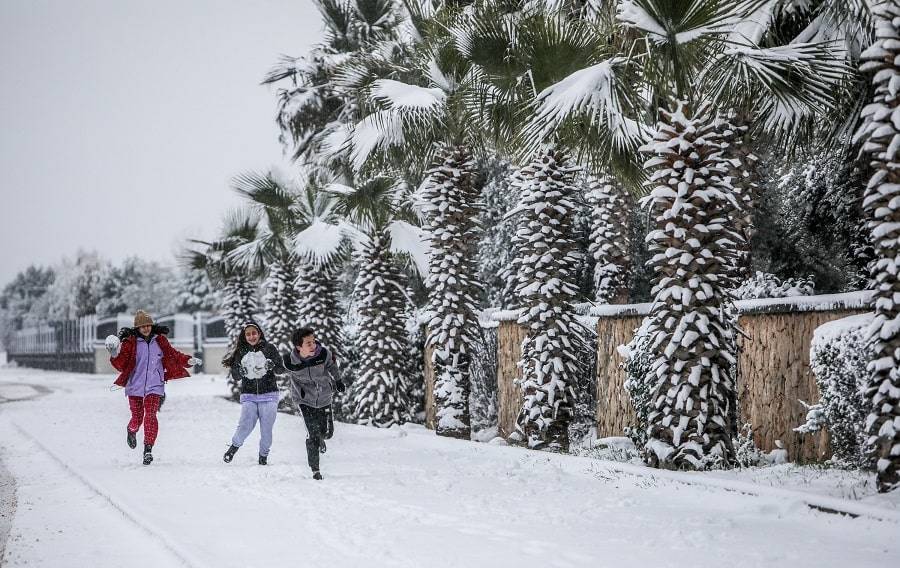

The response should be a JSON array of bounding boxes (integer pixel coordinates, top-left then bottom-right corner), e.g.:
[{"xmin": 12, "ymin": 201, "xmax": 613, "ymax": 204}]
[{"xmin": 0, "ymin": 367, "xmax": 897, "ymax": 568}]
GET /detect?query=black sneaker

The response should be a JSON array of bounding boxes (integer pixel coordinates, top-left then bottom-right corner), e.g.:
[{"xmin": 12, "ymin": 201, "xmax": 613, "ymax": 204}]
[
  {"xmin": 312, "ymin": 471, "xmax": 323, "ymax": 480},
  {"xmin": 223, "ymin": 445, "xmax": 239, "ymax": 463},
  {"xmin": 142, "ymin": 445, "xmax": 153, "ymax": 466},
  {"xmin": 319, "ymin": 440, "xmax": 327, "ymax": 454},
  {"xmin": 258, "ymin": 455, "xmax": 267, "ymax": 465},
  {"xmin": 127, "ymin": 429, "xmax": 137, "ymax": 449}
]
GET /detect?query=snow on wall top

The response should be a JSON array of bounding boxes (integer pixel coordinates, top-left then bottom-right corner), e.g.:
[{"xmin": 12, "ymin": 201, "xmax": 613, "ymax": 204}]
[{"xmin": 486, "ymin": 291, "xmax": 873, "ymax": 322}]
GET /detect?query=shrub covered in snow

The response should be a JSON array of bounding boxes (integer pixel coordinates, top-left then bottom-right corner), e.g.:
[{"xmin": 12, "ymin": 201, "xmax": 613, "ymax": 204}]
[
  {"xmin": 619, "ymin": 322, "xmax": 655, "ymax": 450},
  {"xmin": 732, "ymin": 271, "xmax": 815, "ymax": 300},
  {"xmin": 795, "ymin": 313, "xmax": 873, "ymax": 468}
]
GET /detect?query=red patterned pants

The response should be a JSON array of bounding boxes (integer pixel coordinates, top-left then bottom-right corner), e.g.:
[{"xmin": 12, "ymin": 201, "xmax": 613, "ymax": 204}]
[{"xmin": 127, "ymin": 395, "xmax": 162, "ymax": 446}]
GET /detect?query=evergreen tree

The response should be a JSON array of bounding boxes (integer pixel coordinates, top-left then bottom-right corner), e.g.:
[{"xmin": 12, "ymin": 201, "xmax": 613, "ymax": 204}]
[
  {"xmin": 854, "ymin": 0, "xmax": 900, "ymax": 493},
  {"xmin": 173, "ymin": 267, "xmax": 221, "ymax": 313}
]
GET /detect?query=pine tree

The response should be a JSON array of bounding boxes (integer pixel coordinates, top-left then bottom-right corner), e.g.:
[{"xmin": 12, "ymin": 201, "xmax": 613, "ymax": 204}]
[
  {"xmin": 640, "ymin": 102, "xmax": 741, "ymax": 470},
  {"xmin": 854, "ymin": 0, "xmax": 900, "ymax": 493},
  {"xmin": 350, "ymin": 230, "xmax": 410, "ymax": 428},
  {"xmin": 585, "ymin": 174, "xmax": 633, "ymax": 304},
  {"xmin": 511, "ymin": 147, "xmax": 588, "ymax": 451},
  {"xmin": 173, "ymin": 267, "xmax": 221, "ymax": 313},
  {"xmin": 419, "ymin": 145, "xmax": 481, "ymax": 439}
]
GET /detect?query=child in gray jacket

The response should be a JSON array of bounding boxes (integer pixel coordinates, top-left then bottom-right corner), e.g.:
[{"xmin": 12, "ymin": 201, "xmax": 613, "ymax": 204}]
[{"xmin": 282, "ymin": 327, "xmax": 345, "ymax": 480}]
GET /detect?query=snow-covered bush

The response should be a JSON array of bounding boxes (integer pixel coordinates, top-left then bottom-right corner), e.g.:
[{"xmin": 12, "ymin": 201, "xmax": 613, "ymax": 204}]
[
  {"xmin": 733, "ymin": 271, "xmax": 815, "ymax": 300},
  {"xmin": 795, "ymin": 313, "xmax": 873, "ymax": 468},
  {"xmin": 619, "ymin": 322, "xmax": 655, "ymax": 450},
  {"xmin": 733, "ymin": 424, "xmax": 767, "ymax": 468}
]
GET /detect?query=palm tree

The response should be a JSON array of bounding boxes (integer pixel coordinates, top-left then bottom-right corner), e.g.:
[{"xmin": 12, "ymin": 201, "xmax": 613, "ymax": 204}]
[
  {"xmin": 853, "ymin": 0, "xmax": 900, "ymax": 493},
  {"xmin": 607, "ymin": 0, "xmax": 850, "ymax": 469},
  {"xmin": 229, "ymin": 170, "xmax": 303, "ymax": 352},
  {"xmin": 229, "ymin": 168, "xmax": 350, "ymax": 412},
  {"xmin": 447, "ymin": 2, "xmax": 641, "ymax": 448},
  {"xmin": 343, "ymin": 3, "xmax": 489, "ymax": 439},
  {"xmin": 263, "ymin": 0, "xmax": 402, "ymax": 165},
  {"xmin": 324, "ymin": 175, "xmax": 427, "ymax": 426}
]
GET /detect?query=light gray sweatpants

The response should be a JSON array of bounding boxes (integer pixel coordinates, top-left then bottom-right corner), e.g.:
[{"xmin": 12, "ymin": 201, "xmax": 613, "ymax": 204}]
[{"xmin": 231, "ymin": 400, "xmax": 278, "ymax": 457}]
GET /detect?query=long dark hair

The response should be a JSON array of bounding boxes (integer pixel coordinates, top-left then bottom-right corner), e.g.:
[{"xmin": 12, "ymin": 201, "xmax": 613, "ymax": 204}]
[{"xmin": 222, "ymin": 322, "xmax": 267, "ymax": 367}]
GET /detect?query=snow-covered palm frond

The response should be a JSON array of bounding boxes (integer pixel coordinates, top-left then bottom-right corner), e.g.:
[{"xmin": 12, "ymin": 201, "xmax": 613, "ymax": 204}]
[
  {"xmin": 388, "ymin": 219, "xmax": 430, "ymax": 276},
  {"xmin": 293, "ymin": 218, "xmax": 346, "ymax": 264},
  {"xmin": 370, "ymin": 79, "xmax": 447, "ymax": 116},
  {"xmin": 523, "ymin": 58, "xmax": 643, "ymax": 153},
  {"xmin": 348, "ymin": 80, "xmax": 447, "ymax": 172},
  {"xmin": 348, "ymin": 110, "xmax": 406, "ymax": 171},
  {"xmin": 226, "ymin": 228, "xmax": 278, "ymax": 273},
  {"xmin": 618, "ymin": 0, "xmax": 766, "ymax": 46},
  {"xmin": 702, "ymin": 41, "xmax": 851, "ymax": 143}
]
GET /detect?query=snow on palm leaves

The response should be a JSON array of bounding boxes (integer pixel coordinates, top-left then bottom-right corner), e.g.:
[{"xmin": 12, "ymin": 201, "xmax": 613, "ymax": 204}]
[
  {"xmin": 853, "ymin": 0, "xmax": 900, "ymax": 493},
  {"xmin": 641, "ymin": 101, "xmax": 740, "ymax": 470},
  {"xmin": 419, "ymin": 145, "xmax": 481, "ymax": 439},
  {"xmin": 512, "ymin": 147, "xmax": 587, "ymax": 451}
]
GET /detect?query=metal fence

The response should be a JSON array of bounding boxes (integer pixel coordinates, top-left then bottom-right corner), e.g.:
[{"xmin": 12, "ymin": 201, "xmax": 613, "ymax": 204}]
[
  {"xmin": 7, "ymin": 312, "xmax": 229, "ymax": 374},
  {"xmin": 7, "ymin": 315, "xmax": 98, "ymax": 372}
]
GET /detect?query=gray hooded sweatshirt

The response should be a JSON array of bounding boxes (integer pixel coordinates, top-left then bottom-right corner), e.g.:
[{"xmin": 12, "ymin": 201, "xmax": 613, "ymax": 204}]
[{"xmin": 282, "ymin": 345, "xmax": 342, "ymax": 409}]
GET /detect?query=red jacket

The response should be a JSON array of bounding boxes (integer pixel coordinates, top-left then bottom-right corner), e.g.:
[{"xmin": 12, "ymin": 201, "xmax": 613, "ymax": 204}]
[{"xmin": 111, "ymin": 332, "xmax": 192, "ymax": 388}]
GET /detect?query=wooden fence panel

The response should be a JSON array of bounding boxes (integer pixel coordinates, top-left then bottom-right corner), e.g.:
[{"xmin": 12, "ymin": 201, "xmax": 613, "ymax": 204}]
[
  {"xmin": 736, "ymin": 309, "xmax": 865, "ymax": 463},
  {"xmin": 595, "ymin": 315, "xmax": 644, "ymax": 438},
  {"xmin": 497, "ymin": 320, "xmax": 526, "ymax": 439}
]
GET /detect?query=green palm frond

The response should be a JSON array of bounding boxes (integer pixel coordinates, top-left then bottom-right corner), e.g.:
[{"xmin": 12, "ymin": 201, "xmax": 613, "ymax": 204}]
[{"xmin": 701, "ymin": 40, "xmax": 853, "ymax": 148}]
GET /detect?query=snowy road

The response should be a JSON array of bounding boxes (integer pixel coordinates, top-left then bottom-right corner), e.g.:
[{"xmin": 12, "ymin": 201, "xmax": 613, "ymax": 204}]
[{"xmin": 0, "ymin": 368, "xmax": 897, "ymax": 568}]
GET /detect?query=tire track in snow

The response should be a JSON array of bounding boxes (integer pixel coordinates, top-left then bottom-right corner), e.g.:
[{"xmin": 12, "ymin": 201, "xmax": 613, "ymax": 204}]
[{"xmin": 10, "ymin": 421, "xmax": 208, "ymax": 568}]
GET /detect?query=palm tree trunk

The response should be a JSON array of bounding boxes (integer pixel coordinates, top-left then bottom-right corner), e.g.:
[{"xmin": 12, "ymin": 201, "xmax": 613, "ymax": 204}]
[
  {"xmin": 855, "ymin": 0, "xmax": 900, "ymax": 493},
  {"xmin": 350, "ymin": 230, "xmax": 410, "ymax": 428},
  {"xmin": 223, "ymin": 276, "xmax": 259, "ymax": 401},
  {"xmin": 420, "ymin": 144, "xmax": 480, "ymax": 439},
  {"xmin": 586, "ymin": 173, "xmax": 633, "ymax": 303},
  {"xmin": 512, "ymin": 146, "xmax": 587, "ymax": 451},
  {"xmin": 640, "ymin": 101, "xmax": 739, "ymax": 470}
]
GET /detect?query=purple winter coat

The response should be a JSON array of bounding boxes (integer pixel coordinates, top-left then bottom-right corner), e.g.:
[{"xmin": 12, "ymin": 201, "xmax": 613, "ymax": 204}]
[{"xmin": 124, "ymin": 335, "xmax": 166, "ymax": 397}]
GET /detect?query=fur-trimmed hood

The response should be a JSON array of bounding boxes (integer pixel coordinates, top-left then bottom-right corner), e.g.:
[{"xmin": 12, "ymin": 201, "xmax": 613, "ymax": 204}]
[{"xmin": 117, "ymin": 325, "xmax": 171, "ymax": 341}]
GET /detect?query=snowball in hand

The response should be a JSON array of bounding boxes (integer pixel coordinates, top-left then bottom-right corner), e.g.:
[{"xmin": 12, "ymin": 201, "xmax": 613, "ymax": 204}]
[
  {"xmin": 105, "ymin": 335, "xmax": 120, "ymax": 355},
  {"xmin": 240, "ymin": 351, "xmax": 268, "ymax": 380}
]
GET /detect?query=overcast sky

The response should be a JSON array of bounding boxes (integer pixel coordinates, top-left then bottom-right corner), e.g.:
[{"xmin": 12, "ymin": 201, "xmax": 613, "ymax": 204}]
[{"xmin": 0, "ymin": 0, "xmax": 321, "ymax": 286}]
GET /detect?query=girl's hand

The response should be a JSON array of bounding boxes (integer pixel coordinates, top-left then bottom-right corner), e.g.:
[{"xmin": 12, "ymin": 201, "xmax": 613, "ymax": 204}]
[
  {"xmin": 188, "ymin": 357, "xmax": 202, "ymax": 367},
  {"xmin": 105, "ymin": 335, "xmax": 120, "ymax": 357}
]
